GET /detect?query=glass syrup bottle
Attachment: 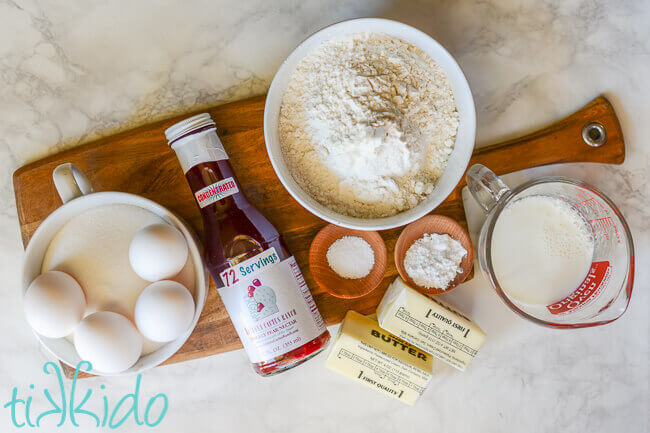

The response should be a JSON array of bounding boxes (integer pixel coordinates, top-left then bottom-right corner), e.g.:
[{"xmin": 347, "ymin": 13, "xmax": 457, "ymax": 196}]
[{"xmin": 165, "ymin": 113, "xmax": 329, "ymax": 376}]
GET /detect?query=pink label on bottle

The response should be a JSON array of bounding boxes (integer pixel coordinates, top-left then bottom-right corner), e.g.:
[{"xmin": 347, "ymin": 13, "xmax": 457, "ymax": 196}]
[
  {"xmin": 546, "ymin": 261, "xmax": 611, "ymax": 315},
  {"xmin": 194, "ymin": 177, "xmax": 238, "ymax": 208}
]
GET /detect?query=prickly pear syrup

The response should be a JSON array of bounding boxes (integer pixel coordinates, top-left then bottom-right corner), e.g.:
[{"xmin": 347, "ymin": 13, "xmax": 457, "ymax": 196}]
[{"xmin": 166, "ymin": 114, "xmax": 329, "ymax": 376}]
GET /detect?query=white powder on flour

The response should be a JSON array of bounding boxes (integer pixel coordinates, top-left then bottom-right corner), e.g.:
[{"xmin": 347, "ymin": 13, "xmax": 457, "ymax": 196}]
[
  {"xmin": 404, "ymin": 233, "xmax": 467, "ymax": 290},
  {"xmin": 279, "ymin": 33, "xmax": 459, "ymax": 218}
]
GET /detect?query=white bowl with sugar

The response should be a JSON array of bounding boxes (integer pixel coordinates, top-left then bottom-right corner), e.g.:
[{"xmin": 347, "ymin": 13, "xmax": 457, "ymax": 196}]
[{"xmin": 22, "ymin": 163, "xmax": 208, "ymax": 376}]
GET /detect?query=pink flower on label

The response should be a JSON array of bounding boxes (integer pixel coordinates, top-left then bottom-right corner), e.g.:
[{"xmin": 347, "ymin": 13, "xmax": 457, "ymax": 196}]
[
  {"xmin": 256, "ymin": 302, "xmax": 265, "ymax": 312},
  {"xmin": 252, "ymin": 279, "xmax": 261, "ymax": 287},
  {"xmin": 247, "ymin": 286, "xmax": 256, "ymax": 297}
]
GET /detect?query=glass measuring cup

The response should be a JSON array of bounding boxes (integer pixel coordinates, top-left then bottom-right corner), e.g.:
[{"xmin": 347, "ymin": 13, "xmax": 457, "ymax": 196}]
[{"xmin": 466, "ymin": 164, "xmax": 634, "ymax": 328}]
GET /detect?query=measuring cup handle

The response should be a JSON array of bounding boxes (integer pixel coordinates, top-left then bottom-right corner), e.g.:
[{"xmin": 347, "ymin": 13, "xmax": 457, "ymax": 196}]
[
  {"xmin": 52, "ymin": 163, "xmax": 94, "ymax": 204},
  {"xmin": 466, "ymin": 164, "xmax": 511, "ymax": 213}
]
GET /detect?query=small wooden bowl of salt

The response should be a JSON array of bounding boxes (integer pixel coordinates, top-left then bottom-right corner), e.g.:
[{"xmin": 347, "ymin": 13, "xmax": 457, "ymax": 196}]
[
  {"xmin": 309, "ymin": 224, "xmax": 387, "ymax": 299},
  {"xmin": 394, "ymin": 215, "xmax": 474, "ymax": 295}
]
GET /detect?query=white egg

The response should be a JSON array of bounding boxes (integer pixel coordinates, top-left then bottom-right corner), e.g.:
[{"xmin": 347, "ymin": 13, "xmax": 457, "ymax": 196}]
[
  {"xmin": 135, "ymin": 280, "xmax": 195, "ymax": 342},
  {"xmin": 74, "ymin": 311, "xmax": 142, "ymax": 373},
  {"xmin": 129, "ymin": 223, "xmax": 188, "ymax": 282},
  {"xmin": 23, "ymin": 271, "xmax": 86, "ymax": 338}
]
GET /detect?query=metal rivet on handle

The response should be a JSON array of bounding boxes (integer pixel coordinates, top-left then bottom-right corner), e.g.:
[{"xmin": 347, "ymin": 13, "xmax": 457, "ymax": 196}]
[{"xmin": 582, "ymin": 122, "xmax": 607, "ymax": 147}]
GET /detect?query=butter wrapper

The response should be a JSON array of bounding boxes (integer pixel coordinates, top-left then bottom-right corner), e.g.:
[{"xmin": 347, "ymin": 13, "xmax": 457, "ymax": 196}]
[
  {"xmin": 326, "ymin": 310, "xmax": 433, "ymax": 406},
  {"xmin": 377, "ymin": 277, "xmax": 486, "ymax": 371}
]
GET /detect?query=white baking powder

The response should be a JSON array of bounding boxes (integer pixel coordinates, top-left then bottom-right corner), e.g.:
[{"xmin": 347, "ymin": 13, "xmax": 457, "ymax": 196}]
[
  {"xmin": 279, "ymin": 33, "xmax": 459, "ymax": 218},
  {"xmin": 404, "ymin": 233, "xmax": 466, "ymax": 290},
  {"xmin": 326, "ymin": 236, "xmax": 375, "ymax": 279}
]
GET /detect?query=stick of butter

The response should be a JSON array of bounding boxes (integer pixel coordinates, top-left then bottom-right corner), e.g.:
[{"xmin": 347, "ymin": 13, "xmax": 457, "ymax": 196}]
[
  {"xmin": 377, "ymin": 277, "xmax": 486, "ymax": 371},
  {"xmin": 325, "ymin": 310, "xmax": 433, "ymax": 406}
]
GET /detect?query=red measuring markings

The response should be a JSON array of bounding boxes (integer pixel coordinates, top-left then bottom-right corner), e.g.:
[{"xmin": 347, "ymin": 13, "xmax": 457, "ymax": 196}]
[
  {"xmin": 573, "ymin": 196, "xmax": 595, "ymax": 205},
  {"xmin": 547, "ymin": 261, "xmax": 612, "ymax": 315},
  {"xmin": 572, "ymin": 193, "xmax": 620, "ymax": 243},
  {"xmin": 573, "ymin": 195, "xmax": 610, "ymax": 216},
  {"xmin": 588, "ymin": 216, "xmax": 620, "ymax": 243}
]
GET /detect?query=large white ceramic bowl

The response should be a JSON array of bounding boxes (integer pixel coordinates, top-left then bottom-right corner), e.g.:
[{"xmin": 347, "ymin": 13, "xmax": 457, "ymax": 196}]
[
  {"xmin": 264, "ymin": 18, "xmax": 476, "ymax": 230},
  {"xmin": 21, "ymin": 163, "xmax": 209, "ymax": 376}
]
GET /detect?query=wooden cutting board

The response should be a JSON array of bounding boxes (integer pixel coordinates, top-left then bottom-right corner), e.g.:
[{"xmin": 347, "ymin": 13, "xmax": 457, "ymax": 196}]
[{"xmin": 13, "ymin": 95, "xmax": 624, "ymax": 377}]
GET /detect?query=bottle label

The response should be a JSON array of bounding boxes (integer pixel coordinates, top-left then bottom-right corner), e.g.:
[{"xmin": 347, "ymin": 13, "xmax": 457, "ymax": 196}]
[
  {"xmin": 218, "ymin": 248, "xmax": 327, "ymax": 363},
  {"xmin": 194, "ymin": 177, "xmax": 239, "ymax": 208}
]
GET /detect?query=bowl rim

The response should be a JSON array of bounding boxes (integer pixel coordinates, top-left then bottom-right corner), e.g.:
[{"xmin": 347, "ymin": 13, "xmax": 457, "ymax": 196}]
[{"xmin": 264, "ymin": 17, "xmax": 476, "ymax": 231}]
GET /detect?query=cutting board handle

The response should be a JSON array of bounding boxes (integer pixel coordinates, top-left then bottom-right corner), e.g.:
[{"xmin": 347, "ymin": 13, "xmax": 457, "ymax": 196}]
[{"xmin": 459, "ymin": 95, "xmax": 625, "ymax": 189}]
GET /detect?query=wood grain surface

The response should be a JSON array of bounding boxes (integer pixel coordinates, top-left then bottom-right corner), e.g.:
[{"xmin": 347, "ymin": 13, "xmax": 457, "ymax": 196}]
[{"xmin": 13, "ymin": 94, "xmax": 624, "ymax": 377}]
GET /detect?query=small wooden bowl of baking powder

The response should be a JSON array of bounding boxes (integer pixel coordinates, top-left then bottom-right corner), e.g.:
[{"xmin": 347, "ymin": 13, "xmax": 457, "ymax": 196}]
[
  {"xmin": 309, "ymin": 224, "xmax": 387, "ymax": 299},
  {"xmin": 394, "ymin": 215, "xmax": 474, "ymax": 296}
]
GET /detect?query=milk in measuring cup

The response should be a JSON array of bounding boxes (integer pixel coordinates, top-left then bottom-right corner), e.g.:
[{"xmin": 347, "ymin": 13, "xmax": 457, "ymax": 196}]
[{"xmin": 491, "ymin": 195, "xmax": 594, "ymax": 305}]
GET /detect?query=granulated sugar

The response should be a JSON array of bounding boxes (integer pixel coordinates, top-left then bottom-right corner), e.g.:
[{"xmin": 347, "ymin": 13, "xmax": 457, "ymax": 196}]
[
  {"xmin": 279, "ymin": 33, "xmax": 459, "ymax": 218},
  {"xmin": 41, "ymin": 204, "xmax": 173, "ymax": 355},
  {"xmin": 326, "ymin": 236, "xmax": 375, "ymax": 279},
  {"xmin": 404, "ymin": 233, "xmax": 466, "ymax": 290}
]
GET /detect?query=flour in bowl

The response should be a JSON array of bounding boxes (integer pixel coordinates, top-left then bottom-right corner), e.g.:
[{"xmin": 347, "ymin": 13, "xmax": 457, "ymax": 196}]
[{"xmin": 279, "ymin": 33, "xmax": 459, "ymax": 218}]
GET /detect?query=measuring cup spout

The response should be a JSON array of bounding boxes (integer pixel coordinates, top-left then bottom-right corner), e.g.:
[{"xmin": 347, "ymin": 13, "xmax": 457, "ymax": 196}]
[{"xmin": 466, "ymin": 164, "xmax": 511, "ymax": 213}]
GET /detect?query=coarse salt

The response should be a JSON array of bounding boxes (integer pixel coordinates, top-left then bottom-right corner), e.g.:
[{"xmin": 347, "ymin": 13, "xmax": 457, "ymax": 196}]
[
  {"xmin": 404, "ymin": 233, "xmax": 466, "ymax": 290},
  {"xmin": 326, "ymin": 236, "xmax": 375, "ymax": 279}
]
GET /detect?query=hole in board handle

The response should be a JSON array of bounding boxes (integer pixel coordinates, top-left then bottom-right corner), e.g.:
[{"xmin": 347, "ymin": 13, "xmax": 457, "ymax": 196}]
[{"xmin": 582, "ymin": 122, "xmax": 607, "ymax": 147}]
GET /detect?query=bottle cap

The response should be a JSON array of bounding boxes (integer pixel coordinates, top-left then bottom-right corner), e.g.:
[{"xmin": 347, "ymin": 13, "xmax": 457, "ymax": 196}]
[{"xmin": 165, "ymin": 113, "xmax": 216, "ymax": 145}]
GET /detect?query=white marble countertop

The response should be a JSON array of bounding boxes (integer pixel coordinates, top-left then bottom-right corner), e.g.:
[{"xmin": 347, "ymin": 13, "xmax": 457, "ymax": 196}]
[{"xmin": 1, "ymin": 1, "xmax": 648, "ymax": 432}]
